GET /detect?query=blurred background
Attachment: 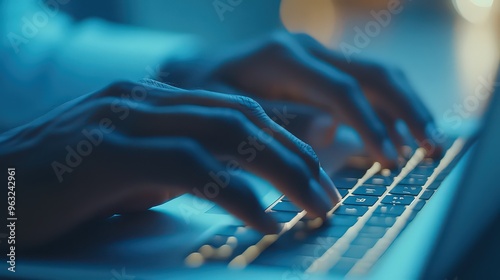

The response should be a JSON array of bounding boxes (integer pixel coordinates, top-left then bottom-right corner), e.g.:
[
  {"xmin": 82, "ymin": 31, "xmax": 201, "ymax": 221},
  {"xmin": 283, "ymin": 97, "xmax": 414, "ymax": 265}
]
[
  {"xmin": 0, "ymin": 0, "xmax": 499, "ymax": 132},
  {"xmin": 58, "ymin": 0, "xmax": 500, "ymax": 107}
]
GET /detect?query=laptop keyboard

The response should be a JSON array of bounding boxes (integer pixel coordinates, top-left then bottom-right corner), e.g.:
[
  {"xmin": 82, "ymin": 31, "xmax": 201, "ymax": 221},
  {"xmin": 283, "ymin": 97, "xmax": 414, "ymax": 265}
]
[{"xmin": 184, "ymin": 139, "xmax": 466, "ymax": 275}]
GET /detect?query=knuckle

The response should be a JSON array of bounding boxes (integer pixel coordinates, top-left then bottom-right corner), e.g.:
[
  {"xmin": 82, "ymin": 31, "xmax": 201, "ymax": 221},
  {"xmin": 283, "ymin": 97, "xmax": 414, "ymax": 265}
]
[
  {"xmin": 232, "ymin": 95, "xmax": 267, "ymax": 117},
  {"xmin": 234, "ymin": 95, "xmax": 261, "ymax": 111},
  {"xmin": 295, "ymin": 139, "xmax": 320, "ymax": 165},
  {"xmin": 101, "ymin": 81, "xmax": 137, "ymax": 97}
]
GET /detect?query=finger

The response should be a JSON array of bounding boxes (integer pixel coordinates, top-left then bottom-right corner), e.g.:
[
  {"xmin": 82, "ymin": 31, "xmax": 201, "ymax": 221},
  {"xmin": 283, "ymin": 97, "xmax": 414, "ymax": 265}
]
[
  {"xmin": 294, "ymin": 34, "xmax": 442, "ymax": 157},
  {"xmin": 256, "ymin": 99, "xmax": 338, "ymax": 148},
  {"xmin": 115, "ymin": 102, "xmax": 335, "ymax": 217},
  {"xmin": 129, "ymin": 81, "xmax": 339, "ymax": 205},
  {"xmin": 320, "ymin": 167, "xmax": 341, "ymax": 205},
  {"xmin": 109, "ymin": 134, "xmax": 279, "ymax": 233},
  {"xmin": 278, "ymin": 56, "xmax": 399, "ymax": 168},
  {"xmin": 139, "ymin": 82, "xmax": 322, "ymax": 179},
  {"xmin": 376, "ymin": 110, "xmax": 407, "ymax": 155},
  {"xmin": 369, "ymin": 70, "xmax": 442, "ymax": 157}
]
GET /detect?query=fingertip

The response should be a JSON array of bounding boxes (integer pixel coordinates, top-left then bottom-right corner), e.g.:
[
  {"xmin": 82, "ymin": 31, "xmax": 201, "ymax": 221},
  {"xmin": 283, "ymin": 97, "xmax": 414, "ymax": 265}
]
[
  {"xmin": 308, "ymin": 179, "xmax": 334, "ymax": 219},
  {"xmin": 319, "ymin": 167, "xmax": 341, "ymax": 205}
]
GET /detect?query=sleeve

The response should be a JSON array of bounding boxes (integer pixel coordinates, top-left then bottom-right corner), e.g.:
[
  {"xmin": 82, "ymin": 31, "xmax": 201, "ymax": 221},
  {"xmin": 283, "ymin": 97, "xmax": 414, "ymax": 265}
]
[{"xmin": 0, "ymin": 0, "xmax": 200, "ymax": 132}]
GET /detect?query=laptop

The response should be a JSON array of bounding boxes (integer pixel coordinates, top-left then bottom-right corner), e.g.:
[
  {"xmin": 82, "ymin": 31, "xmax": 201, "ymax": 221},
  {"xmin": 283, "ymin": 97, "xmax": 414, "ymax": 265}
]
[{"xmin": 2, "ymin": 68, "xmax": 499, "ymax": 279}]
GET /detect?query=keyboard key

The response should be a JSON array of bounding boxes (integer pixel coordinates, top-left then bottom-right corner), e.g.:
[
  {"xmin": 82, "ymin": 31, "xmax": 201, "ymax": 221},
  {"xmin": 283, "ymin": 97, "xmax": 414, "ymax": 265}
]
[
  {"xmin": 441, "ymin": 167, "xmax": 452, "ymax": 174},
  {"xmin": 269, "ymin": 211, "xmax": 298, "ymax": 223},
  {"xmin": 352, "ymin": 236, "xmax": 379, "ymax": 248},
  {"xmin": 382, "ymin": 195, "xmax": 414, "ymax": 205},
  {"xmin": 420, "ymin": 190, "xmax": 434, "ymax": 200},
  {"xmin": 294, "ymin": 256, "xmax": 319, "ymax": 271},
  {"xmin": 334, "ymin": 178, "xmax": 358, "ymax": 189},
  {"xmin": 297, "ymin": 235, "xmax": 338, "ymax": 248},
  {"xmin": 353, "ymin": 186, "xmax": 386, "ymax": 196},
  {"xmin": 377, "ymin": 168, "xmax": 398, "ymax": 177},
  {"xmin": 343, "ymin": 245, "xmax": 370, "ymax": 259},
  {"xmin": 399, "ymin": 177, "xmax": 427, "ymax": 185},
  {"xmin": 364, "ymin": 176, "xmax": 392, "ymax": 185},
  {"xmin": 390, "ymin": 186, "xmax": 422, "ymax": 196},
  {"xmin": 338, "ymin": 189, "xmax": 349, "ymax": 198},
  {"xmin": 359, "ymin": 226, "xmax": 387, "ymax": 238},
  {"xmin": 330, "ymin": 257, "xmax": 357, "ymax": 274},
  {"xmin": 367, "ymin": 215, "xmax": 397, "ymax": 227},
  {"xmin": 335, "ymin": 205, "xmax": 368, "ymax": 216},
  {"xmin": 272, "ymin": 201, "xmax": 301, "ymax": 212},
  {"xmin": 435, "ymin": 173, "xmax": 448, "ymax": 181},
  {"xmin": 375, "ymin": 205, "xmax": 406, "ymax": 216},
  {"xmin": 406, "ymin": 173, "xmax": 428, "ymax": 179},
  {"xmin": 267, "ymin": 227, "xmax": 303, "ymax": 248},
  {"xmin": 281, "ymin": 196, "xmax": 291, "ymax": 202},
  {"xmin": 420, "ymin": 190, "xmax": 436, "ymax": 200},
  {"xmin": 427, "ymin": 182, "xmax": 441, "ymax": 190},
  {"xmin": 413, "ymin": 200, "xmax": 426, "ymax": 211},
  {"xmin": 419, "ymin": 158, "xmax": 438, "ymax": 167},
  {"xmin": 344, "ymin": 196, "xmax": 378, "ymax": 206},
  {"xmin": 215, "ymin": 225, "xmax": 239, "ymax": 236},
  {"xmin": 329, "ymin": 215, "xmax": 359, "ymax": 227},
  {"xmin": 315, "ymin": 225, "xmax": 350, "ymax": 238},
  {"xmin": 410, "ymin": 166, "xmax": 435, "ymax": 176},
  {"xmin": 407, "ymin": 211, "xmax": 418, "ymax": 223},
  {"xmin": 234, "ymin": 228, "xmax": 263, "ymax": 241},
  {"xmin": 265, "ymin": 242, "xmax": 329, "ymax": 258},
  {"xmin": 204, "ymin": 227, "xmax": 262, "ymax": 261},
  {"xmin": 253, "ymin": 254, "xmax": 315, "ymax": 270},
  {"xmin": 295, "ymin": 244, "xmax": 330, "ymax": 258}
]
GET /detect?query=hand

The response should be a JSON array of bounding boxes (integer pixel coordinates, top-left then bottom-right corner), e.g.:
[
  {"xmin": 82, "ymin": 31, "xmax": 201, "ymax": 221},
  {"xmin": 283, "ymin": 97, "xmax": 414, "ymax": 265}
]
[
  {"xmin": 160, "ymin": 32, "xmax": 443, "ymax": 167},
  {"xmin": 0, "ymin": 80, "xmax": 339, "ymax": 249}
]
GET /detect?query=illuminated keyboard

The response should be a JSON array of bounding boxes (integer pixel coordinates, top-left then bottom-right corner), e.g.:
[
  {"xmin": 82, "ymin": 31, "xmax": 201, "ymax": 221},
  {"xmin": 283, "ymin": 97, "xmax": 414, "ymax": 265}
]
[{"xmin": 185, "ymin": 139, "xmax": 466, "ymax": 276}]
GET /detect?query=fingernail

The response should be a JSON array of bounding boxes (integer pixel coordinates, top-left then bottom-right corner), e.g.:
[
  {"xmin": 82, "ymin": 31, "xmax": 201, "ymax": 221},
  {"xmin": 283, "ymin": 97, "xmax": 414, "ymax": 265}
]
[
  {"xmin": 382, "ymin": 139, "xmax": 399, "ymax": 162},
  {"xmin": 309, "ymin": 179, "xmax": 334, "ymax": 217},
  {"xmin": 319, "ymin": 167, "xmax": 341, "ymax": 205}
]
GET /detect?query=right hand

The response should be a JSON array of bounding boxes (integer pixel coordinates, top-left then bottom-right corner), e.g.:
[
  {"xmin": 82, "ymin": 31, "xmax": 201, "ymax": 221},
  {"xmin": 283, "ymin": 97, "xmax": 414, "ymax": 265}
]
[
  {"xmin": 0, "ymin": 80, "xmax": 339, "ymax": 249},
  {"xmin": 160, "ymin": 32, "xmax": 444, "ymax": 167}
]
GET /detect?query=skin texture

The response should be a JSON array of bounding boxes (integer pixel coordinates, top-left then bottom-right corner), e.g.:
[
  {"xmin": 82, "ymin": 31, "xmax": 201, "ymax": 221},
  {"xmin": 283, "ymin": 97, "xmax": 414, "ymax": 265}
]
[{"xmin": 0, "ymin": 32, "xmax": 441, "ymax": 249}]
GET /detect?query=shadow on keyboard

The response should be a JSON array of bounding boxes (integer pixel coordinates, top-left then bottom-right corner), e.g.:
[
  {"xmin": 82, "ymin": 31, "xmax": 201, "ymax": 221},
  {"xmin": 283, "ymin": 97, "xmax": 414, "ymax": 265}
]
[{"xmin": 186, "ymin": 139, "xmax": 466, "ymax": 276}]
